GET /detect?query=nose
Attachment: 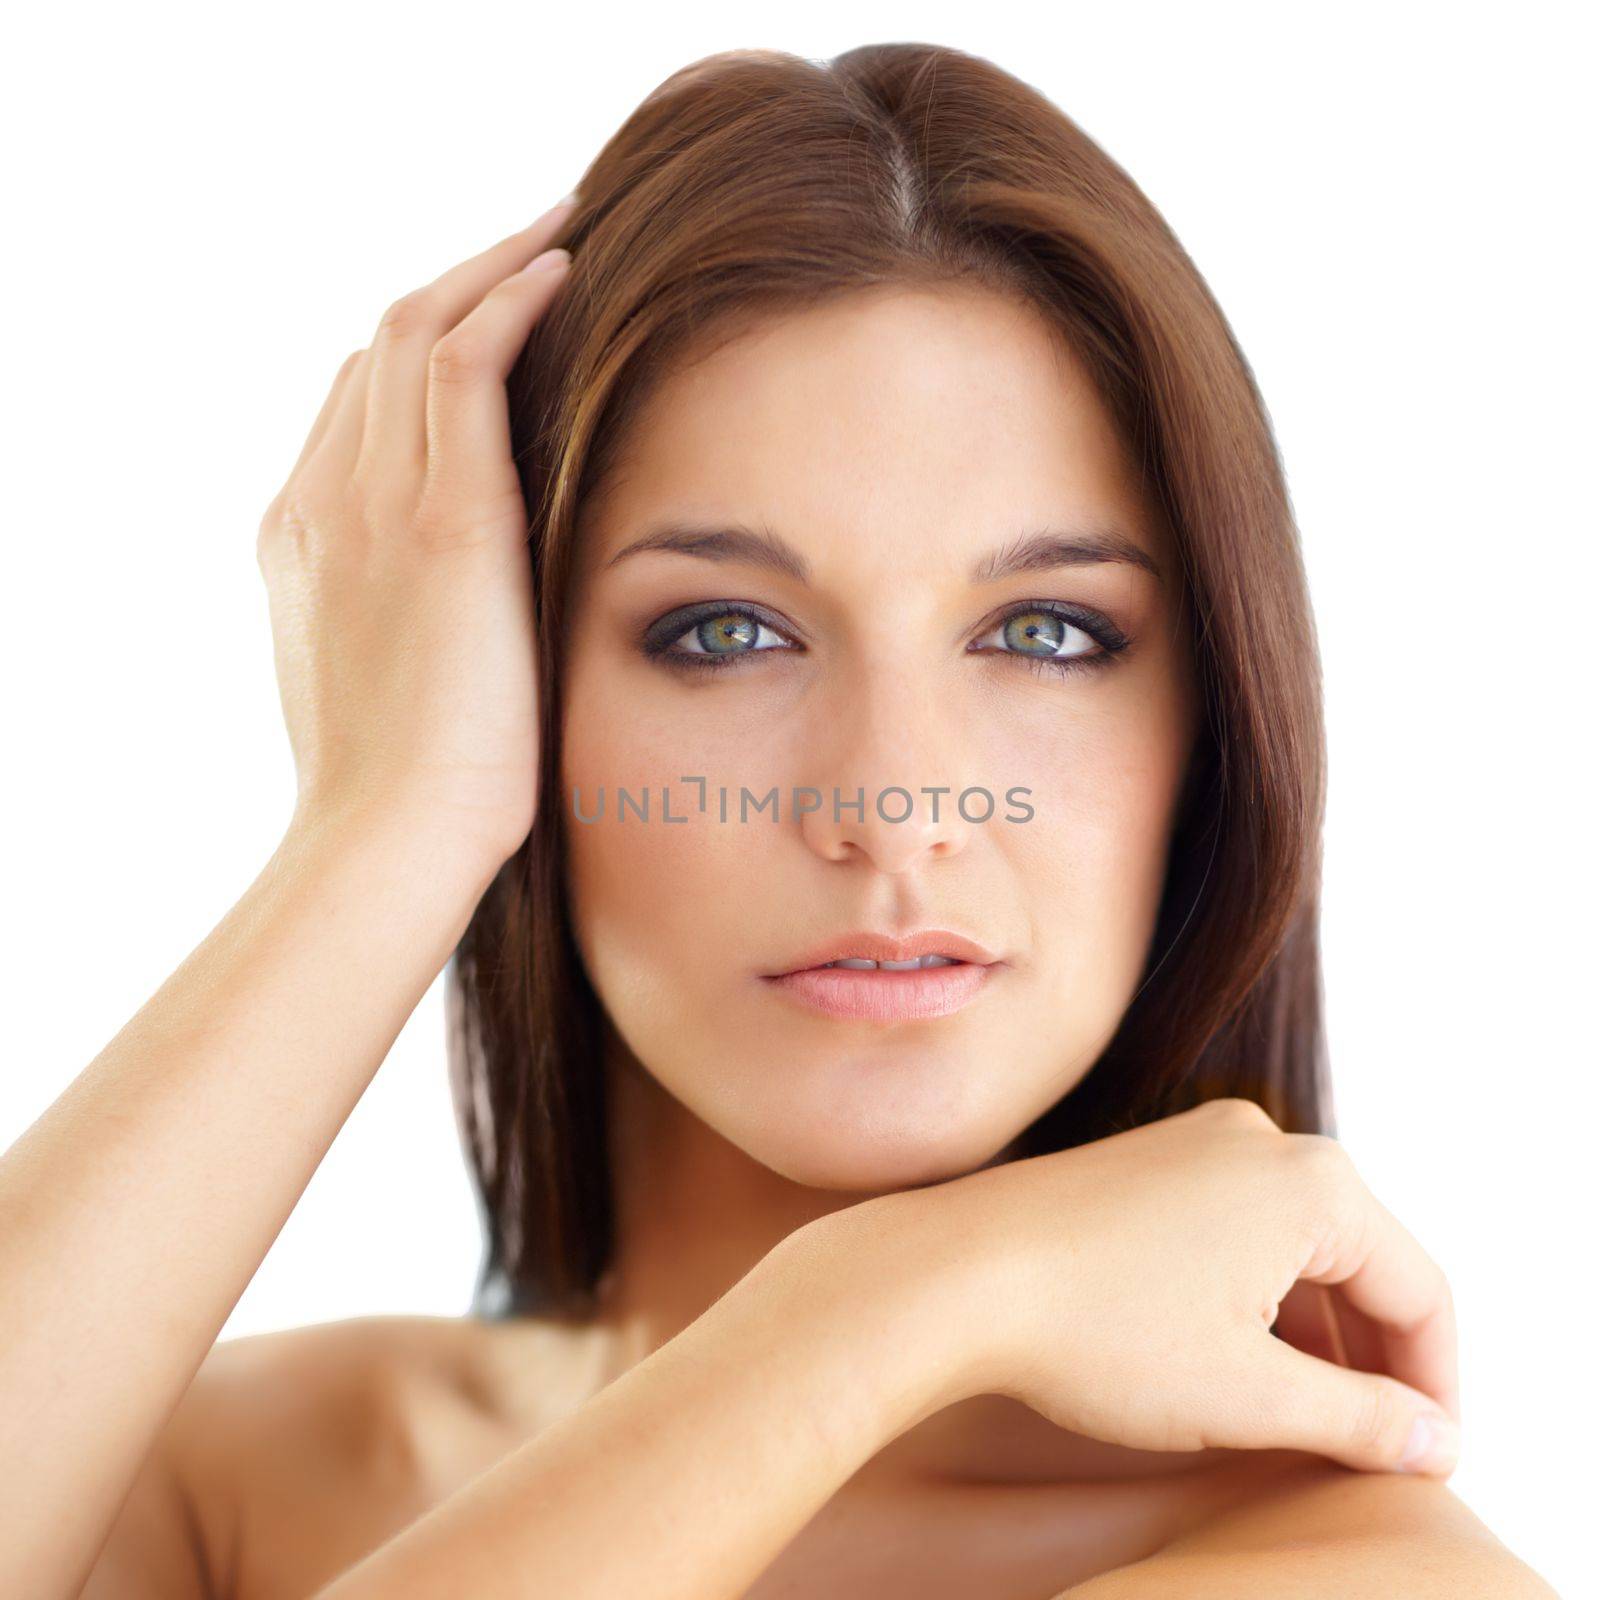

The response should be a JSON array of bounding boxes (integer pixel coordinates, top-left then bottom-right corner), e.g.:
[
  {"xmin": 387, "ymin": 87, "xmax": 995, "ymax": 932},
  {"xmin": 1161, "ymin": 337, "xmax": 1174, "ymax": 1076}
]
[{"xmin": 798, "ymin": 665, "xmax": 980, "ymax": 873}]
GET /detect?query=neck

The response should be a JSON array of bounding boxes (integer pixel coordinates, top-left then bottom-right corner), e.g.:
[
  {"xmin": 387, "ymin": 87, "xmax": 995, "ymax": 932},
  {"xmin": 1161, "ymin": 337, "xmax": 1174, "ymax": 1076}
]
[{"xmin": 485, "ymin": 1030, "xmax": 1220, "ymax": 1489}]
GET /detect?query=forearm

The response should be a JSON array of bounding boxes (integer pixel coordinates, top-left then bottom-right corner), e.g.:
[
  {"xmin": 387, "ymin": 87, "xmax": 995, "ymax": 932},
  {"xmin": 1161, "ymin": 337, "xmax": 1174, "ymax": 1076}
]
[
  {"xmin": 0, "ymin": 807, "xmax": 492, "ymax": 1598},
  {"xmin": 311, "ymin": 1210, "xmax": 963, "ymax": 1600}
]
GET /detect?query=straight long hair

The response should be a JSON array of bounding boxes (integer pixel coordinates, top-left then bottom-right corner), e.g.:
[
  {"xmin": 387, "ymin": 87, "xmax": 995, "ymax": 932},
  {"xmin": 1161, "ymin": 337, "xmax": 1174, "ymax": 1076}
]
[{"xmin": 447, "ymin": 42, "xmax": 1331, "ymax": 1319}]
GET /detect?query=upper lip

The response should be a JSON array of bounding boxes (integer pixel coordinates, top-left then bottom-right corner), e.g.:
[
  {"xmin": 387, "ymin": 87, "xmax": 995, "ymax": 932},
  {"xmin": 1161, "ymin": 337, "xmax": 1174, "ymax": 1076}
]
[{"xmin": 766, "ymin": 929, "xmax": 1002, "ymax": 976}]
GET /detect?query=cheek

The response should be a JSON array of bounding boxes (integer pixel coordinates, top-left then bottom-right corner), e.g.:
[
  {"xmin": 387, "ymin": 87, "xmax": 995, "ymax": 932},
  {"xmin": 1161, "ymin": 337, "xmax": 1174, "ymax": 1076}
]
[
  {"xmin": 563, "ymin": 809, "xmax": 718, "ymax": 1029},
  {"xmin": 980, "ymin": 674, "xmax": 1190, "ymax": 987},
  {"xmin": 560, "ymin": 654, "xmax": 797, "ymax": 1013}
]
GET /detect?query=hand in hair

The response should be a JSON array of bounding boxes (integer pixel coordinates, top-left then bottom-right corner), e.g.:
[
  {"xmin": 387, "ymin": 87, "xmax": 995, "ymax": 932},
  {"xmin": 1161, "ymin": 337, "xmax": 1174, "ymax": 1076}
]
[{"xmin": 256, "ymin": 198, "xmax": 576, "ymax": 877}]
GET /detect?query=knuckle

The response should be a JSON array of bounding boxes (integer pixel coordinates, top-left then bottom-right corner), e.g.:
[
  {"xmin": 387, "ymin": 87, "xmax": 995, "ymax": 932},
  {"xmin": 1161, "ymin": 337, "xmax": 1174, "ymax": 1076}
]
[
  {"xmin": 254, "ymin": 513, "xmax": 279, "ymax": 567},
  {"xmin": 257, "ymin": 489, "xmax": 301, "ymax": 550},
  {"xmin": 376, "ymin": 289, "xmax": 433, "ymax": 341},
  {"xmin": 257, "ymin": 494, "xmax": 285, "ymax": 541},
  {"xmin": 1283, "ymin": 1135, "xmax": 1367, "ymax": 1256},
  {"xmin": 256, "ymin": 486, "xmax": 331, "ymax": 560},
  {"xmin": 427, "ymin": 333, "xmax": 488, "ymax": 386},
  {"xmin": 1287, "ymin": 1131, "xmax": 1356, "ymax": 1189}
]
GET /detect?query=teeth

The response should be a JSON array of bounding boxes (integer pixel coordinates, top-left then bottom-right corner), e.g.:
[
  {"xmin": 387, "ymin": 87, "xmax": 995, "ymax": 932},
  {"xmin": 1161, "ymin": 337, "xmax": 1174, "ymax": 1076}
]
[{"xmin": 824, "ymin": 955, "xmax": 960, "ymax": 970}]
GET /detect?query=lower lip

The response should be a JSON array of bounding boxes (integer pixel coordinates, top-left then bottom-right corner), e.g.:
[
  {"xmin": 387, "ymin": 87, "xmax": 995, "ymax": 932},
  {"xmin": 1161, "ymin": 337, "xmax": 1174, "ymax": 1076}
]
[{"xmin": 761, "ymin": 961, "xmax": 995, "ymax": 1021}]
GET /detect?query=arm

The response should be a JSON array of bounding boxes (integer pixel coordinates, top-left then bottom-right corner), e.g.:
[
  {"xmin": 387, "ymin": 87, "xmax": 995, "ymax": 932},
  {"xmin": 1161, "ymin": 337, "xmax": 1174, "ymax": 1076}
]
[
  {"xmin": 307, "ymin": 1100, "xmax": 1480, "ymax": 1599},
  {"xmin": 308, "ymin": 1211, "xmax": 967, "ymax": 1600},
  {"xmin": 0, "ymin": 812, "xmax": 493, "ymax": 1599},
  {"xmin": 3, "ymin": 198, "xmax": 578, "ymax": 1599},
  {"xmin": 1053, "ymin": 1462, "xmax": 1560, "ymax": 1599}
]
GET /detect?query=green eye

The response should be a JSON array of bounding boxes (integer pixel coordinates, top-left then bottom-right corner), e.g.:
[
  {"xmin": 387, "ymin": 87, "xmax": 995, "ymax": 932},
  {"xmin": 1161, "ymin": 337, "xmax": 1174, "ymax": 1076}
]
[
  {"xmin": 1002, "ymin": 610, "xmax": 1076, "ymax": 656},
  {"xmin": 984, "ymin": 608, "xmax": 1097, "ymax": 661},
  {"xmin": 971, "ymin": 602, "xmax": 1130, "ymax": 677},
  {"xmin": 693, "ymin": 612, "xmax": 760, "ymax": 654},
  {"xmin": 642, "ymin": 602, "xmax": 800, "ymax": 672}
]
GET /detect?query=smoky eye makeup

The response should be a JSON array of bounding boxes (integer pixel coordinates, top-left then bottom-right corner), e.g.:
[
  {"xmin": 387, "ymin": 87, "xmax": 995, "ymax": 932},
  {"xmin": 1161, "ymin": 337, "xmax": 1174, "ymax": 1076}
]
[
  {"xmin": 966, "ymin": 599, "xmax": 1131, "ymax": 678},
  {"xmin": 638, "ymin": 599, "xmax": 803, "ymax": 670},
  {"xmin": 637, "ymin": 596, "xmax": 1134, "ymax": 678}
]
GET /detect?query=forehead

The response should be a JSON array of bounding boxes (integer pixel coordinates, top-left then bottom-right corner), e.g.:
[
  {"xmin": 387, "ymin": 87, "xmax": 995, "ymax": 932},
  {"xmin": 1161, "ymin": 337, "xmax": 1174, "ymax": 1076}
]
[{"xmin": 578, "ymin": 284, "xmax": 1165, "ymax": 573}]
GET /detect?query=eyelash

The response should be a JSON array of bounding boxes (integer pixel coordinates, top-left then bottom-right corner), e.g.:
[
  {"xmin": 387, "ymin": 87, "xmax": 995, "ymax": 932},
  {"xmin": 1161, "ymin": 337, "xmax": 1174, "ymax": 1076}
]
[{"xmin": 639, "ymin": 600, "xmax": 1131, "ymax": 677}]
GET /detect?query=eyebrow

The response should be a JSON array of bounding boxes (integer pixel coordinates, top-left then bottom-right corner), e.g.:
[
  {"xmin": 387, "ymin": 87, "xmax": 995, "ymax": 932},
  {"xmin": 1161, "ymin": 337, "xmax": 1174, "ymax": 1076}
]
[{"xmin": 603, "ymin": 519, "xmax": 1164, "ymax": 587}]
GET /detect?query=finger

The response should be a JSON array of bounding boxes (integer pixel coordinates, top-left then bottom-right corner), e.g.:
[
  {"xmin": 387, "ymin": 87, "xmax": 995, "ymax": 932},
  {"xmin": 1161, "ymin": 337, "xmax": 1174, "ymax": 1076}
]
[
  {"xmin": 421, "ymin": 249, "xmax": 571, "ymax": 516},
  {"xmin": 358, "ymin": 197, "xmax": 579, "ymax": 479},
  {"xmin": 1237, "ymin": 1329, "xmax": 1461, "ymax": 1478},
  {"xmin": 304, "ymin": 347, "xmax": 374, "ymax": 485},
  {"xmin": 272, "ymin": 347, "xmax": 364, "ymax": 499},
  {"xmin": 1301, "ymin": 1176, "xmax": 1460, "ymax": 1424}
]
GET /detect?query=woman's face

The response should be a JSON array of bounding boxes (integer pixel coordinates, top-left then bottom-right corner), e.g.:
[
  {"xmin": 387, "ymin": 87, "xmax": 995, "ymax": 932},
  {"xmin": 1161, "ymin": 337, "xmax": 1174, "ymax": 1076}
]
[{"xmin": 561, "ymin": 284, "xmax": 1198, "ymax": 1192}]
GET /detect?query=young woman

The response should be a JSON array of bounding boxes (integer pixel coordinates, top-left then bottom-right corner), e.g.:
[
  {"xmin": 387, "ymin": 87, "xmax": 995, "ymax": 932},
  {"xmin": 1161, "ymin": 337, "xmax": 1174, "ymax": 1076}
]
[{"xmin": 2, "ymin": 42, "xmax": 1554, "ymax": 1600}]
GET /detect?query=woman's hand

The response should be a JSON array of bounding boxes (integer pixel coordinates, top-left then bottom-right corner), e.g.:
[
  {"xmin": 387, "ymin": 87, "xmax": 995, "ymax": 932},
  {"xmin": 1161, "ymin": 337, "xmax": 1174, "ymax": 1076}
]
[
  {"xmin": 853, "ymin": 1096, "xmax": 1461, "ymax": 1478},
  {"xmin": 256, "ymin": 196, "xmax": 577, "ymax": 879}
]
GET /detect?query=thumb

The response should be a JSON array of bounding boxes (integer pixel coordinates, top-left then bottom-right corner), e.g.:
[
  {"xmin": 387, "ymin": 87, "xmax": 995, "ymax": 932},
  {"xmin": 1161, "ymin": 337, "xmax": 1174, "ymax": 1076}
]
[{"xmin": 1231, "ymin": 1332, "xmax": 1461, "ymax": 1477}]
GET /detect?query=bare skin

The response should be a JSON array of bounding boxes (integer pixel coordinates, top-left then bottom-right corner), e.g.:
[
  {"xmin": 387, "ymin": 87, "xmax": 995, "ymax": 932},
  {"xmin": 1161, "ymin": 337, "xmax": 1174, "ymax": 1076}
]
[
  {"xmin": 83, "ymin": 1306, "xmax": 1508, "ymax": 1600},
  {"xmin": 2, "ymin": 202, "xmax": 1556, "ymax": 1598}
]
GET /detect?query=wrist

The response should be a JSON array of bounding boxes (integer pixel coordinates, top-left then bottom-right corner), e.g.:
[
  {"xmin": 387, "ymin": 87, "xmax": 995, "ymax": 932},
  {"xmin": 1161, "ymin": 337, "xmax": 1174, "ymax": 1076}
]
[
  {"xmin": 276, "ymin": 799, "xmax": 507, "ymax": 939},
  {"xmin": 764, "ymin": 1197, "xmax": 994, "ymax": 1453},
  {"xmin": 286, "ymin": 761, "xmax": 531, "ymax": 876}
]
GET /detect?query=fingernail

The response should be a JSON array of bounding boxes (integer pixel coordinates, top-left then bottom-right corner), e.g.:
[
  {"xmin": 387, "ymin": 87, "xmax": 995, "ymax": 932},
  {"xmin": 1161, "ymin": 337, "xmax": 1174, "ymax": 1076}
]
[
  {"xmin": 521, "ymin": 246, "xmax": 571, "ymax": 275},
  {"xmin": 1400, "ymin": 1412, "xmax": 1460, "ymax": 1474}
]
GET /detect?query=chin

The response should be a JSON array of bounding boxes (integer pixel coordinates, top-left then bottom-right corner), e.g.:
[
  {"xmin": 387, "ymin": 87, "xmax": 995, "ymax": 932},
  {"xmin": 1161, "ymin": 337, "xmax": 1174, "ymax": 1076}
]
[
  {"xmin": 695, "ymin": 1063, "xmax": 1030, "ymax": 1194},
  {"xmin": 747, "ymin": 1134, "xmax": 1005, "ymax": 1196}
]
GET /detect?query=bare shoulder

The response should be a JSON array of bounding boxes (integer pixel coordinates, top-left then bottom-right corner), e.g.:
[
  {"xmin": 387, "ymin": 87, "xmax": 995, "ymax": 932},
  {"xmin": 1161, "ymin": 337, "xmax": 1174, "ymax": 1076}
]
[
  {"xmin": 85, "ymin": 1314, "xmax": 510, "ymax": 1600},
  {"xmin": 1055, "ymin": 1453, "xmax": 1559, "ymax": 1599},
  {"xmin": 174, "ymin": 1311, "xmax": 488, "ymax": 1460}
]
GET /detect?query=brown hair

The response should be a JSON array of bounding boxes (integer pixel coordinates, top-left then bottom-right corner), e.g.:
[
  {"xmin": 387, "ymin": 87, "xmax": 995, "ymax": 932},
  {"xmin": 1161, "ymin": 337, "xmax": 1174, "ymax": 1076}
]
[{"xmin": 447, "ymin": 42, "xmax": 1330, "ymax": 1319}]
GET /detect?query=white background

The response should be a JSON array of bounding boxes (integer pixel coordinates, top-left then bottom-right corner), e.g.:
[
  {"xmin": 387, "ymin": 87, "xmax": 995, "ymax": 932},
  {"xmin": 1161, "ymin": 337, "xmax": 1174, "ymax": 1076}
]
[{"xmin": 1, "ymin": 4, "xmax": 1591, "ymax": 1593}]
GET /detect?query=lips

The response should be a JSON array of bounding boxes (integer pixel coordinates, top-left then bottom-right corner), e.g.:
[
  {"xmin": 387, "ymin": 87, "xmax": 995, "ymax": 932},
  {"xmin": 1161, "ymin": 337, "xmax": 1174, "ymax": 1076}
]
[
  {"xmin": 767, "ymin": 929, "xmax": 1000, "ymax": 977},
  {"xmin": 758, "ymin": 928, "xmax": 1003, "ymax": 1021},
  {"xmin": 761, "ymin": 955, "xmax": 996, "ymax": 1021},
  {"xmin": 819, "ymin": 954, "xmax": 959, "ymax": 970}
]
